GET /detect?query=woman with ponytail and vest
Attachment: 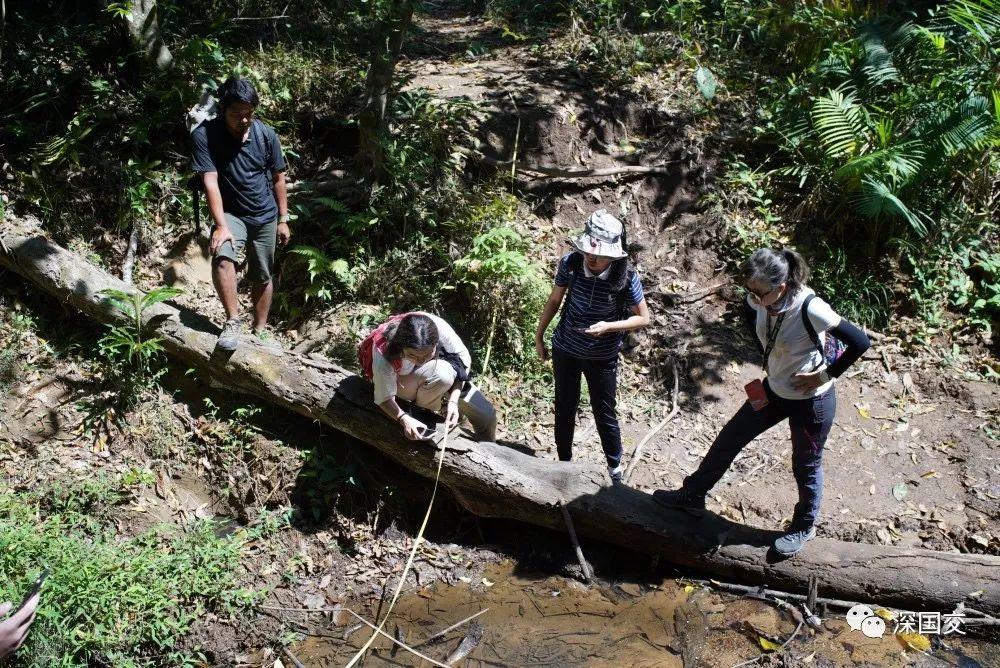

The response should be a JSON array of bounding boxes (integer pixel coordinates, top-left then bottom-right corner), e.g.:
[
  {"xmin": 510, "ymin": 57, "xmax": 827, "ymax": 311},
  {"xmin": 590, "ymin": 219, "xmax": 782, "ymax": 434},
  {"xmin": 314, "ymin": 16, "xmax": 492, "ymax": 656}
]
[
  {"xmin": 654, "ymin": 248, "xmax": 871, "ymax": 556},
  {"xmin": 359, "ymin": 312, "xmax": 497, "ymax": 442},
  {"xmin": 535, "ymin": 210, "xmax": 650, "ymax": 484}
]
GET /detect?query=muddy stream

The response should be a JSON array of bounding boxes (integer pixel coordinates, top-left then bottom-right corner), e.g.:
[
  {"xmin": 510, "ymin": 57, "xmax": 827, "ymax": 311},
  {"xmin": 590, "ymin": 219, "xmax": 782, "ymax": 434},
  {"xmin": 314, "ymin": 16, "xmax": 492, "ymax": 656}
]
[{"xmin": 290, "ymin": 563, "xmax": 997, "ymax": 667}]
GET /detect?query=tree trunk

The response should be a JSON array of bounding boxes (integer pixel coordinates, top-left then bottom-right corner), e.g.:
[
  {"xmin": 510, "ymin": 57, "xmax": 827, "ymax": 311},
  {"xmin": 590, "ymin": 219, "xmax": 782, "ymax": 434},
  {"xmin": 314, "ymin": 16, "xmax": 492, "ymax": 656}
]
[
  {"xmin": 123, "ymin": 0, "xmax": 173, "ymax": 72},
  {"xmin": 2, "ymin": 217, "xmax": 999, "ymax": 617},
  {"xmin": 356, "ymin": 0, "xmax": 414, "ymax": 182},
  {"xmin": 1, "ymin": 0, "xmax": 7, "ymax": 64}
]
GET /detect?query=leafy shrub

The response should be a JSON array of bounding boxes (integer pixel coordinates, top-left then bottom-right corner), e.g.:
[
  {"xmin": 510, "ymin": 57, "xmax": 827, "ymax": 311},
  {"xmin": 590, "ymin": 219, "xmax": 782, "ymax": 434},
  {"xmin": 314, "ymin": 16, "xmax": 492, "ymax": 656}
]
[
  {"xmin": 0, "ymin": 492, "xmax": 253, "ymax": 667},
  {"xmin": 97, "ymin": 286, "xmax": 183, "ymax": 396},
  {"xmin": 451, "ymin": 202, "xmax": 549, "ymax": 370}
]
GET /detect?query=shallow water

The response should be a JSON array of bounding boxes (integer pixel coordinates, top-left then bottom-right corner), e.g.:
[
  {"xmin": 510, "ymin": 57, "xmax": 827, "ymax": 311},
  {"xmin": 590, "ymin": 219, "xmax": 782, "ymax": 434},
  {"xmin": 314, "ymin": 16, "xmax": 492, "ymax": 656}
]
[{"xmin": 292, "ymin": 563, "xmax": 998, "ymax": 667}]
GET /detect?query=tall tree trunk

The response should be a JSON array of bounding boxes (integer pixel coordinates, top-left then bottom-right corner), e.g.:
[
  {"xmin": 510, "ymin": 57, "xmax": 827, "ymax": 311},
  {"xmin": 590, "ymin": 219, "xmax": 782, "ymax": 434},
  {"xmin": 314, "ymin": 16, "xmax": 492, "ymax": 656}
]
[
  {"xmin": 1, "ymin": 0, "xmax": 7, "ymax": 64},
  {"xmin": 356, "ymin": 0, "xmax": 414, "ymax": 183},
  {"xmin": 124, "ymin": 0, "xmax": 173, "ymax": 72},
  {"xmin": 3, "ymin": 216, "xmax": 1000, "ymax": 618}
]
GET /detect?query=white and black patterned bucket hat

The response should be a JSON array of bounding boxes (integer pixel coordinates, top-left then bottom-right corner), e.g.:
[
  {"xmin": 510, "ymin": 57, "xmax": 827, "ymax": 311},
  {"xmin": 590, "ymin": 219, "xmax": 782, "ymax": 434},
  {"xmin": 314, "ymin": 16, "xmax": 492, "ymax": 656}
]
[{"xmin": 569, "ymin": 209, "xmax": 627, "ymax": 259}]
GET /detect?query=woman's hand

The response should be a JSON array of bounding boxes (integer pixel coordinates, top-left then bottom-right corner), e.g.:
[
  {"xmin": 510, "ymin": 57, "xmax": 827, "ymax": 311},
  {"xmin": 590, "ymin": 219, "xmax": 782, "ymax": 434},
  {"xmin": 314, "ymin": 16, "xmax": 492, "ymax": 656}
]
[
  {"xmin": 400, "ymin": 415, "xmax": 426, "ymax": 441},
  {"xmin": 445, "ymin": 401, "xmax": 460, "ymax": 428},
  {"xmin": 791, "ymin": 370, "xmax": 827, "ymax": 393},
  {"xmin": 583, "ymin": 321, "xmax": 614, "ymax": 336},
  {"xmin": 535, "ymin": 336, "xmax": 548, "ymax": 361}
]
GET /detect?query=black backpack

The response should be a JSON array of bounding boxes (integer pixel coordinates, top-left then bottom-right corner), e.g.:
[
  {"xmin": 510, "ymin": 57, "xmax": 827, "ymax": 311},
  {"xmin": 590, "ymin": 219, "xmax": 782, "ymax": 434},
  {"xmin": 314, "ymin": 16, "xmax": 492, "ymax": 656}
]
[{"xmin": 801, "ymin": 294, "xmax": 847, "ymax": 370}]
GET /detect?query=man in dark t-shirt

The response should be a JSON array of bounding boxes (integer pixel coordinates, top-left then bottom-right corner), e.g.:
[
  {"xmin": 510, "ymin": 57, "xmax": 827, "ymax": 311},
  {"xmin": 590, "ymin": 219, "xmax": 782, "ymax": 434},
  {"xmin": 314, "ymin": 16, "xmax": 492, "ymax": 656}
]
[{"xmin": 191, "ymin": 77, "xmax": 289, "ymax": 350}]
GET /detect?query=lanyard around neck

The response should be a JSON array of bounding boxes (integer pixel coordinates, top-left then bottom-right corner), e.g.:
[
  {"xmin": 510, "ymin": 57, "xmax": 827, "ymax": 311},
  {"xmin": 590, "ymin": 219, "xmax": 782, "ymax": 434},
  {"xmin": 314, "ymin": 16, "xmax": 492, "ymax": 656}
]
[{"xmin": 763, "ymin": 312, "xmax": 786, "ymax": 373}]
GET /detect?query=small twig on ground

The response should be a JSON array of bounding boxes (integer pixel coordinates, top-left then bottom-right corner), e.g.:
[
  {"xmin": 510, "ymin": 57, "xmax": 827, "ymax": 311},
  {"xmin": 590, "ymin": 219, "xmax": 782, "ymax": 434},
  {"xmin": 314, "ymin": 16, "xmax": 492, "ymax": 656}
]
[
  {"xmin": 281, "ymin": 646, "xmax": 306, "ymax": 668},
  {"xmin": 686, "ymin": 578, "xmax": 1000, "ymax": 626},
  {"xmin": 653, "ymin": 275, "xmax": 729, "ymax": 305},
  {"xmin": 729, "ymin": 620, "xmax": 804, "ymax": 668},
  {"xmin": 413, "ymin": 608, "xmax": 489, "ymax": 647},
  {"xmin": 477, "ymin": 153, "xmax": 676, "ymax": 178},
  {"xmin": 559, "ymin": 499, "xmax": 593, "ymax": 584},
  {"xmin": 880, "ymin": 348, "xmax": 892, "ymax": 374},
  {"xmin": 625, "ymin": 360, "xmax": 680, "ymax": 483},
  {"xmin": 230, "ymin": 14, "xmax": 290, "ymax": 21}
]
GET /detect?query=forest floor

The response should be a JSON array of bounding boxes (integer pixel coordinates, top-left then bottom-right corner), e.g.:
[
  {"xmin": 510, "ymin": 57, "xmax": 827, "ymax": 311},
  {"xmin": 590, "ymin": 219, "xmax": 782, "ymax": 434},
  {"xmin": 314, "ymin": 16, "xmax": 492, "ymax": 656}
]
[{"xmin": 2, "ymin": 3, "xmax": 999, "ymax": 667}]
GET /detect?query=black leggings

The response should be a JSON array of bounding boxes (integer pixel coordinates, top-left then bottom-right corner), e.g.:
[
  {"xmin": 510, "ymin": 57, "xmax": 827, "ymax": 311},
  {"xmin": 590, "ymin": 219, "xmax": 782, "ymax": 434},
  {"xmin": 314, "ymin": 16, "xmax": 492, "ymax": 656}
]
[
  {"xmin": 684, "ymin": 380, "xmax": 836, "ymax": 531},
  {"xmin": 552, "ymin": 347, "xmax": 622, "ymax": 468}
]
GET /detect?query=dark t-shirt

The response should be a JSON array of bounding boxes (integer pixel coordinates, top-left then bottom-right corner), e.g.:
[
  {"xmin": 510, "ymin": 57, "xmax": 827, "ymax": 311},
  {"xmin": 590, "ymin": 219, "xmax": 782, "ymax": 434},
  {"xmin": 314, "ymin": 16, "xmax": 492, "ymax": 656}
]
[{"xmin": 191, "ymin": 117, "xmax": 286, "ymax": 226}]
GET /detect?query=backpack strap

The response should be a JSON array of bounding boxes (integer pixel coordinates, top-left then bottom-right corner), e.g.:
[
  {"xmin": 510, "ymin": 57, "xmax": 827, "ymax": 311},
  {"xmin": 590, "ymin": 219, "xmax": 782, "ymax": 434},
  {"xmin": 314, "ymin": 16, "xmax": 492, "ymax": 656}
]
[
  {"xmin": 800, "ymin": 294, "xmax": 825, "ymax": 370},
  {"xmin": 558, "ymin": 253, "xmax": 583, "ymax": 323},
  {"xmin": 616, "ymin": 266, "xmax": 636, "ymax": 319}
]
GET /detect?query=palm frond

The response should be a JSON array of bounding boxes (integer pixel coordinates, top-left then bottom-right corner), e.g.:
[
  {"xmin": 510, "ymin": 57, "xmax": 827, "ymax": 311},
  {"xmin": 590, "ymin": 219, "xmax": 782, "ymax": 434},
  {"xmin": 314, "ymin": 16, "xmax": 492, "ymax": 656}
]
[
  {"xmin": 939, "ymin": 96, "xmax": 994, "ymax": 156},
  {"xmin": 892, "ymin": 22, "xmax": 948, "ymax": 56},
  {"xmin": 812, "ymin": 88, "xmax": 868, "ymax": 158},
  {"xmin": 834, "ymin": 141, "xmax": 926, "ymax": 188},
  {"xmin": 856, "ymin": 177, "xmax": 928, "ymax": 236},
  {"xmin": 859, "ymin": 24, "xmax": 900, "ymax": 87},
  {"xmin": 948, "ymin": 0, "xmax": 1000, "ymax": 44}
]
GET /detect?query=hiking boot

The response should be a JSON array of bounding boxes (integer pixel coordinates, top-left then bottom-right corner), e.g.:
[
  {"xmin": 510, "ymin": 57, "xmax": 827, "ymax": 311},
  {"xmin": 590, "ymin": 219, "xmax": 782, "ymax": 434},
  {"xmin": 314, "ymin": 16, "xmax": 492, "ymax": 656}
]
[
  {"xmin": 608, "ymin": 464, "xmax": 624, "ymax": 485},
  {"xmin": 652, "ymin": 487, "xmax": 706, "ymax": 510},
  {"xmin": 217, "ymin": 318, "xmax": 244, "ymax": 351},
  {"xmin": 773, "ymin": 526, "xmax": 817, "ymax": 556}
]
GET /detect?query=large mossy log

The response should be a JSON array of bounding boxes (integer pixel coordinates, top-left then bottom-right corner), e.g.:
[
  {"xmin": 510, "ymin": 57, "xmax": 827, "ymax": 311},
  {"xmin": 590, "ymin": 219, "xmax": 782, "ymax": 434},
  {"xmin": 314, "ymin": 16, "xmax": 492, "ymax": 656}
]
[{"xmin": 2, "ymin": 219, "xmax": 998, "ymax": 617}]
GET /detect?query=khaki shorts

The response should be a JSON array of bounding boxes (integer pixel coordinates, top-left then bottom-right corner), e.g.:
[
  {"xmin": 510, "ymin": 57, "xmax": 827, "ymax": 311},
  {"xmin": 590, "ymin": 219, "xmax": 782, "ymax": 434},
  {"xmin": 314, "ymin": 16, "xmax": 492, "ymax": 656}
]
[{"xmin": 214, "ymin": 212, "xmax": 277, "ymax": 283}]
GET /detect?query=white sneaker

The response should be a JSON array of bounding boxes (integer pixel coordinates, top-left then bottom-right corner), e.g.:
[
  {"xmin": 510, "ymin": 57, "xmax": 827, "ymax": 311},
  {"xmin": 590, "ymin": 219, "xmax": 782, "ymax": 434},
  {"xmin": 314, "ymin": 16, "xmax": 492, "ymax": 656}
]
[{"xmin": 608, "ymin": 464, "xmax": 624, "ymax": 484}]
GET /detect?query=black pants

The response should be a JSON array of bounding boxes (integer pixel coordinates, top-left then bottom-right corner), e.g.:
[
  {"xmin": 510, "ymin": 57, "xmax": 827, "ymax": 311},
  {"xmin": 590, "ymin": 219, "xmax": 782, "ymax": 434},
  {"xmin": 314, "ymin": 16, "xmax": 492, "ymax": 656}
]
[
  {"xmin": 683, "ymin": 380, "xmax": 836, "ymax": 531},
  {"xmin": 553, "ymin": 347, "xmax": 622, "ymax": 468}
]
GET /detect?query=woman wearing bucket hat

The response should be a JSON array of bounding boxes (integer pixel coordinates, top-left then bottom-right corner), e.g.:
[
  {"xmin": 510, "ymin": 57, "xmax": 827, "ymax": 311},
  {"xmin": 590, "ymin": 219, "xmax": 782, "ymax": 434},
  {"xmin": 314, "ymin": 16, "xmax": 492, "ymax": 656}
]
[{"xmin": 534, "ymin": 210, "xmax": 650, "ymax": 483}]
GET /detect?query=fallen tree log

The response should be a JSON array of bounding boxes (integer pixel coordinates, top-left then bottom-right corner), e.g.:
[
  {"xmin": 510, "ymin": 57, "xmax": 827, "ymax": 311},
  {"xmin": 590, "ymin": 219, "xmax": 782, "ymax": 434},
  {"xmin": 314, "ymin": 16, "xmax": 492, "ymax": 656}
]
[
  {"xmin": 2, "ymin": 217, "xmax": 999, "ymax": 617},
  {"xmin": 477, "ymin": 154, "xmax": 675, "ymax": 178}
]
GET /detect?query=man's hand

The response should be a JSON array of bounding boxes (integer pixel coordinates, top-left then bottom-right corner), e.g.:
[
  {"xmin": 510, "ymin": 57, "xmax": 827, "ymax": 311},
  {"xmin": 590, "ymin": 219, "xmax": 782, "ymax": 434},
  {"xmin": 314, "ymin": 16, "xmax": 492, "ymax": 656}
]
[
  {"xmin": 400, "ymin": 415, "xmax": 426, "ymax": 441},
  {"xmin": 0, "ymin": 595, "xmax": 39, "ymax": 658},
  {"xmin": 535, "ymin": 336, "xmax": 548, "ymax": 362},
  {"xmin": 445, "ymin": 401, "xmax": 460, "ymax": 428},
  {"xmin": 210, "ymin": 225, "xmax": 234, "ymax": 256},
  {"xmin": 791, "ymin": 370, "xmax": 826, "ymax": 393},
  {"xmin": 277, "ymin": 222, "xmax": 291, "ymax": 246},
  {"xmin": 583, "ymin": 321, "xmax": 613, "ymax": 336}
]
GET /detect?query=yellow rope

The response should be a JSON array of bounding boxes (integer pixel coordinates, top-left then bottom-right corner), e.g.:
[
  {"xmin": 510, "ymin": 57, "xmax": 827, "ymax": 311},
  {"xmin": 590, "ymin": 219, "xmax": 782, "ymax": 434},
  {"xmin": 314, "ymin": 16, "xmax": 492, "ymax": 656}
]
[{"xmin": 345, "ymin": 426, "xmax": 451, "ymax": 667}]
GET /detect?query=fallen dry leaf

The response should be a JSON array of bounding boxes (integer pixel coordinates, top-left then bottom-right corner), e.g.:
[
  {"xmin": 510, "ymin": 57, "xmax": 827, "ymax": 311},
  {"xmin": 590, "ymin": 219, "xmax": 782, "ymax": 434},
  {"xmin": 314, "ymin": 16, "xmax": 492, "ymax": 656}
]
[{"xmin": 897, "ymin": 631, "xmax": 931, "ymax": 652}]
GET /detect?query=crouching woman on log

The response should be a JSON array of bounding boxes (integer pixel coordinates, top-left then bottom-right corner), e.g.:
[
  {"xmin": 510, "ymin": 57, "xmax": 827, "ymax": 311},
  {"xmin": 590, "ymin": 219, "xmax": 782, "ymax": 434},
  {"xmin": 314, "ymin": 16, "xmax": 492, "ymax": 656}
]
[
  {"xmin": 359, "ymin": 312, "xmax": 497, "ymax": 442},
  {"xmin": 654, "ymin": 248, "xmax": 871, "ymax": 556}
]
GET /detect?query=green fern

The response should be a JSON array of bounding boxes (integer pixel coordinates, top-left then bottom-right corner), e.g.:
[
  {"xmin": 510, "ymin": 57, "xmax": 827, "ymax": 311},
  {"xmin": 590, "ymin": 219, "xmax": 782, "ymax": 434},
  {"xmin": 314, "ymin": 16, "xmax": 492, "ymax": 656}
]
[
  {"xmin": 812, "ymin": 88, "xmax": 868, "ymax": 158},
  {"xmin": 289, "ymin": 245, "xmax": 354, "ymax": 301}
]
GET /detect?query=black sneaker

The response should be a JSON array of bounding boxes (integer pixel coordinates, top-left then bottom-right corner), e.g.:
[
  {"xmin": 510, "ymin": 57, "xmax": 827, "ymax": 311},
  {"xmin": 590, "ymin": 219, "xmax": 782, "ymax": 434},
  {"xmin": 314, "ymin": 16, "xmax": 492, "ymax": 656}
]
[
  {"xmin": 773, "ymin": 526, "xmax": 817, "ymax": 556},
  {"xmin": 652, "ymin": 488, "xmax": 706, "ymax": 510}
]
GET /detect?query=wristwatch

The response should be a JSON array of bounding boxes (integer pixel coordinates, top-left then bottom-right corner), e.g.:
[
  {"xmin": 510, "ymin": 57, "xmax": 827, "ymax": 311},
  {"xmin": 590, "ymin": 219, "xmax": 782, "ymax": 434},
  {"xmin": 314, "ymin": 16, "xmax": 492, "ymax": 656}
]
[
  {"xmin": 819, "ymin": 370, "xmax": 832, "ymax": 383},
  {"xmin": 279, "ymin": 213, "xmax": 290, "ymax": 224}
]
